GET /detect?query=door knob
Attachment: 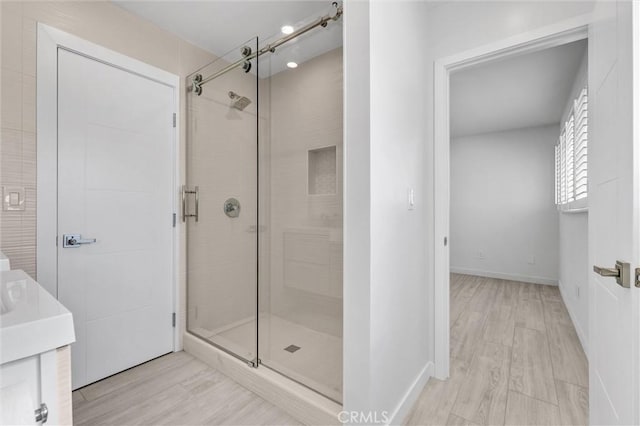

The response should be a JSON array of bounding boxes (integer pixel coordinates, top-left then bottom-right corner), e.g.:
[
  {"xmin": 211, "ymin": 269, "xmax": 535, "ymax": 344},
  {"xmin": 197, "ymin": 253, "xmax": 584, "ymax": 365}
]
[
  {"xmin": 594, "ymin": 260, "xmax": 630, "ymax": 288},
  {"xmin": 63, "ymin": 234, "xmax": 97, "ymax": 248}
]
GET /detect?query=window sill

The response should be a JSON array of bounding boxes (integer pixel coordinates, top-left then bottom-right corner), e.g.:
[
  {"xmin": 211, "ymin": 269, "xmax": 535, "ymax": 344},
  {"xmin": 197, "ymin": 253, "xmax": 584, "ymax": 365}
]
[
  {"xmin": 558, "ymin": 198, "xmax": 588, "ymax": 214},
  {"xmin": 560, "ymin": 207, "xmax": 588, "ymax": 214}
]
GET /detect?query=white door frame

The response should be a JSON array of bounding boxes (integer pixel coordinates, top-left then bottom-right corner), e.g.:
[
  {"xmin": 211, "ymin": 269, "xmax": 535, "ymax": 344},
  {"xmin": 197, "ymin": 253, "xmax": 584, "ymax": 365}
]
[
  {"xmin": 36, "ymin": 24, "xmax": 182, "ymax": 351},
  {"xmin": 632, "ymin": 2, "xmax": 640, "ymax": 422},
  {"xmin": 433, "ymin": 14, "xmax": 592, "ymax": 380}
]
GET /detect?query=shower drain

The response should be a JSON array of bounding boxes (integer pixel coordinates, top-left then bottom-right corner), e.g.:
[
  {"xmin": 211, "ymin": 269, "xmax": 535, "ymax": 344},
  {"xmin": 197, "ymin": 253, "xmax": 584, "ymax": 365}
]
[{"xmin": 284, "ymin": 345, "xmax": 301, "ymax": 353}]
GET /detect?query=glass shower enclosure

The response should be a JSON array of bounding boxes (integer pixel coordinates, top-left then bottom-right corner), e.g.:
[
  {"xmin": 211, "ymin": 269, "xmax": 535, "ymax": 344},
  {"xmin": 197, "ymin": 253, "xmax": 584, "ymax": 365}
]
[
  {"xmin": 185, "ymin": 8, "xmax": 343, "ymax": 403},
  {"xmin": 186, "ymin": 38, "xmax": 260, "ymax": 365}
]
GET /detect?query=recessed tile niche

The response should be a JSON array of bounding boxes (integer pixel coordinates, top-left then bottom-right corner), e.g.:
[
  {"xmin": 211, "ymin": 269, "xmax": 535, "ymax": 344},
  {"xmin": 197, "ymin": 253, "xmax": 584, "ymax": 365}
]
[{"xmin": 308, "ymin": 146, "xmax": 337, "ymax": 195}]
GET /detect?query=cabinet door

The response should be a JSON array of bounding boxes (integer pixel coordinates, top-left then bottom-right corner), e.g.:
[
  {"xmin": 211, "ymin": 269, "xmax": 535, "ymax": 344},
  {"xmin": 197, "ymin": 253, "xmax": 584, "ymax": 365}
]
[{"xmin": 0, "ymin": 356, "xmax": 40, "ymax": 425}]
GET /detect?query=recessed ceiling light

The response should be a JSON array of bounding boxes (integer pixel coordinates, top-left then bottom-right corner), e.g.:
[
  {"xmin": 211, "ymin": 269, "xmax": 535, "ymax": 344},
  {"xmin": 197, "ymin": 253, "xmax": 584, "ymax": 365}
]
[
  {"xmin": 287, "ymin": 62, "xmax": 298, "ymax": 69},
  {"xmin": 281, "ymin": 25, "xmax": 294, "ymax": 35}
]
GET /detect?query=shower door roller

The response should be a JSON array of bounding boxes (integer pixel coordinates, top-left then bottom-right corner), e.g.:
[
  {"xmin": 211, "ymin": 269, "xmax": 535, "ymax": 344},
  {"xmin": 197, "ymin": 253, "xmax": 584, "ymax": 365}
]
[{"xmin": 224, "ymin": 198, "xmax": 240, "ymax": 218}]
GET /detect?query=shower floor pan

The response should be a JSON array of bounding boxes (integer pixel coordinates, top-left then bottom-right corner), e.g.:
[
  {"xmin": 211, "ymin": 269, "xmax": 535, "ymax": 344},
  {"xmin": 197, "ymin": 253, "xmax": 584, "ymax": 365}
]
[{"xmin": 191, "ymin": 314, "xmax": 342, "ymax": 403}]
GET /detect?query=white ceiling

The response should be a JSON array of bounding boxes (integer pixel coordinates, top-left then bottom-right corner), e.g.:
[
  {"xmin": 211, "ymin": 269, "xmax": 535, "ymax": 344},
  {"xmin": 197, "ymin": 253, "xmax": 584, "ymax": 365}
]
[
  {"xmin": 111, "ymin": 1, "xmax": 343, "ymax": 76},
  {"xmin": 450, "ymin": 39, "xmax": 587, "ymax": 138}
]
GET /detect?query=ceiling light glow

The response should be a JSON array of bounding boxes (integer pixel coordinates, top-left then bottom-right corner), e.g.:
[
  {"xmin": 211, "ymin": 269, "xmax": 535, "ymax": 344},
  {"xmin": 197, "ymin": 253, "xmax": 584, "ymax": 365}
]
[
  {"xmin": 287, "ymin": 62, "xmax": 298, "ymax": 69},
  {"xmin": 281, "ymin": 25, "xmax": 294, "ymax": 35}
]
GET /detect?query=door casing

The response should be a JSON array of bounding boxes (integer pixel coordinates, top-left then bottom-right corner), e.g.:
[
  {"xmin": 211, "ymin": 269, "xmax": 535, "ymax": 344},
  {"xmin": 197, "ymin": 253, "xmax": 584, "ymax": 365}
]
[
  {"xmin": 36, "ymin": 23, "xmax": 182, "ymax": 351},
  {"xmin": 433, "ymin": 7, "xmax": 640, "ymax": 424},
  {"xmin": 432, "ymin": 15, "xmax": 593, "ymax": 380}
]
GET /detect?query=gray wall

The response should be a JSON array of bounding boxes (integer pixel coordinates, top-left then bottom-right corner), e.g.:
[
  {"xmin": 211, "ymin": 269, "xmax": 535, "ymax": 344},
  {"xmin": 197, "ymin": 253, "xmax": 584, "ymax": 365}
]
[{"xmin": 450, "ymin": 125, "xmax": 560, "ymax": 284}]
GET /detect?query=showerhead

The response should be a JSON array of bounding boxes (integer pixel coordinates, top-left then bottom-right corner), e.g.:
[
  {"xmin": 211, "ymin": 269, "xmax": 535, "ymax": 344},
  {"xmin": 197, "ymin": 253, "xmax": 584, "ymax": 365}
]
[{"xmin": 228, "ymin": 91, "xmax": 252, "ymax": 111}]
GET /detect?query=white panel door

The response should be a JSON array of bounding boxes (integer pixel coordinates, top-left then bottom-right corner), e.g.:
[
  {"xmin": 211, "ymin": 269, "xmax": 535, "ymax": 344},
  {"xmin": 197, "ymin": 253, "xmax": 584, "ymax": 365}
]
[
  {"xmin": 57, "ymin": 48, "xmax": 175, "ymax": 390},
  {"xmin": 588, "ymin": 1, "xmax": 639, "ymax": 424}
]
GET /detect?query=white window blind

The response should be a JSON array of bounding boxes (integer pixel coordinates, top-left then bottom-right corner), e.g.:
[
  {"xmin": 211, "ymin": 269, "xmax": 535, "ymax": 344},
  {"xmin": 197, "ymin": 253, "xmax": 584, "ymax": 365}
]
[
  {"xmin": 555, "ymin": 87, "xmax": 588, "ymax": 209},
  {"xmin": 574, "ymin": 88, "xmax": 588, "ymax": 200},
  {"xmin": 555, "ymin": 144, "xmax": 560, "ymax": 204}
]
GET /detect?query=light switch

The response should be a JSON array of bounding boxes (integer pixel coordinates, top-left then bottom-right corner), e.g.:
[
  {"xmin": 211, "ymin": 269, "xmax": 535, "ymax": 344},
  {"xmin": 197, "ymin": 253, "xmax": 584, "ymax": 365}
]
[
  {"xmin": 3, "ymin": 186, "xmax": 25, "ymax": 211},
  {"xmin": 408, "ymin": 188, "xmax": 415, "ymax": 210}
]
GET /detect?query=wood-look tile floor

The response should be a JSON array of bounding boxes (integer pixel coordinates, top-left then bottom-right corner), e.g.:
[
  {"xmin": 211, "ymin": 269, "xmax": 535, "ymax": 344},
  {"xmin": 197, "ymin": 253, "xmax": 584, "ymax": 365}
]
[
  {"xmin": 406, "ymin": 274, "xmax": 589, "ymax": 426},
  {"xmin": 72, "ymin": 351, "xmax": 301, "ymax": 425}
]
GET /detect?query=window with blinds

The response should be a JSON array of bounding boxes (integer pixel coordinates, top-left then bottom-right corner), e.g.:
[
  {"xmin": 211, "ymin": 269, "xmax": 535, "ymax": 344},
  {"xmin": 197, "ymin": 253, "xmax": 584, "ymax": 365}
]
[{"xmin": 555, "ymin": 87, "xmax": 588, "ymax": 210}]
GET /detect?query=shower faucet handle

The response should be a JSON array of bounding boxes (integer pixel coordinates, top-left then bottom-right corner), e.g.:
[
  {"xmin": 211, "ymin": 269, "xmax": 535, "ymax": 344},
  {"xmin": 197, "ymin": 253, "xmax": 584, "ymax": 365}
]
[{"xmin": 223, "ymin": 198, "xmax": 241, "ymax": 218}]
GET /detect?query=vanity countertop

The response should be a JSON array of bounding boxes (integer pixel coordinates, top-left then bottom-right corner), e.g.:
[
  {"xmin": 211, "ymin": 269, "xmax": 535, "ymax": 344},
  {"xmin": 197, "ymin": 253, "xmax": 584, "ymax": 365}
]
[{"xmin": 0, "ymin": 270, "xmax": 75, "ymax": 364}]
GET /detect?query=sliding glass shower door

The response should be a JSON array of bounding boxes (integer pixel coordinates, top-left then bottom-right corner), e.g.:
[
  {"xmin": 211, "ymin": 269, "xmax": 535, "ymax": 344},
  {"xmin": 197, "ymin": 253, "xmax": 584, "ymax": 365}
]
[
  {"xmin": 257, "ymin": 33, "xmax": 344, "ymax": 403},
  {"xmin": 185, "ymin": 6, "xmax": 344, "ymax": 403},
  {"xmin": 186, "ymin": 38, "xmax": 259, "ymax": 365}
]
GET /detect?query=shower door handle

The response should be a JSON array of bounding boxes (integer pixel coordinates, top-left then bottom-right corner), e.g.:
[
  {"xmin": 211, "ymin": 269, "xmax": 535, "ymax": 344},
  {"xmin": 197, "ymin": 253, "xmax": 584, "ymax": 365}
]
[
  {"xmin": 182, "ymin": 185, "xmax": 199, "ymax": 222},
  {"xmin": 194, "ymin": 186, "xmax": 199, "ymax": 221}
]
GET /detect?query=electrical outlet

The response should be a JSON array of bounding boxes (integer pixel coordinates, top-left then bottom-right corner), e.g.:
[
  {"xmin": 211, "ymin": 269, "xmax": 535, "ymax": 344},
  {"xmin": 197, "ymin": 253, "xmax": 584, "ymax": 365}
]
[
  {"xmin": 477, "ymin": 250, "xmax": 485, "ymax": 260},
  {"xmin": 527, "ymin": 255, "xmax": 536, "ymax": 265}
]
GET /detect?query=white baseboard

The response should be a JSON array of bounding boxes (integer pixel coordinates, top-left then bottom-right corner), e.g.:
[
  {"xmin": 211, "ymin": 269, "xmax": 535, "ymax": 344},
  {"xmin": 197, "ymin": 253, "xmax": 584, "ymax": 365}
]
[
  {"xmin": 450, "ymin": 267, "xmax": 558, "ymax": 286},
  {"xmin": 558, "ymin": 281, "xmax": 589, "ymax": 357},
  {"xmin": 387, "ymin": 362, "xmax": 433, "ymax": 425}
]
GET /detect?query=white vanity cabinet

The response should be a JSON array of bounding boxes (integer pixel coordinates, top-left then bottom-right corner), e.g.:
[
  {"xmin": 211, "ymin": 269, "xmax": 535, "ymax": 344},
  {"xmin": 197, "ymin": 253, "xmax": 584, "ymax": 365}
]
[{"xmin": 0, "ymin": 270, "xmax": 75, "ymax": 425}]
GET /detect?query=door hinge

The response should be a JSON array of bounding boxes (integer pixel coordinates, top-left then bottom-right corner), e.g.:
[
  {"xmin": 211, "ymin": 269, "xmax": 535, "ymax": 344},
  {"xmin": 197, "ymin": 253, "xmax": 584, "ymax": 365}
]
[
  {"xmin": 172, "ymin": 213, "xmax": 176, "ymax": 228},
  {"xmin": 172, "ymin": 312, "xmax": 176, "ymax": 327},
  {"xmin": 172, "ymin": 113, "xmax": 176, "ymax": 128}
]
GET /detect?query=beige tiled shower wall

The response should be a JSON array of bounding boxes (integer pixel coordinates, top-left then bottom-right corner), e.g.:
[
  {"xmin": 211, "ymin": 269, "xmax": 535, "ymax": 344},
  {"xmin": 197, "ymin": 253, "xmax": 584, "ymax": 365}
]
[
  {"xmin": 267, "ymin": 47, "xmax": 343, "ymax": 337},
  {"xmin": 0, "ymin": 1, "xmax": 215, "ymax": 281}
]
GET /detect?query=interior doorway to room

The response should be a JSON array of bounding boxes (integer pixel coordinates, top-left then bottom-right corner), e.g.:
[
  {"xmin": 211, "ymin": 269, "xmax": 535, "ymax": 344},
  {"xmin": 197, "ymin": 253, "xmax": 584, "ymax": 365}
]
[
  {"xmin": 447, "ymin": 37, "xmax": 589, "ymax": 424},
  {"xmin": 431, "ymin": 7, "xmax": 640, "ymax": 424}
]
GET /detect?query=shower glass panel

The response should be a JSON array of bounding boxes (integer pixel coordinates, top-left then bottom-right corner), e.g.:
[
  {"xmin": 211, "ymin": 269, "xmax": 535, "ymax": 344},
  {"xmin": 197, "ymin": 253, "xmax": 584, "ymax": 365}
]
[
  {"xmin": 186, "ymin": 38, "xmax": 259, "ymax": 365},
  {"xmin": 186, "ymin": 3, "xmax": 343, "ymax": 404},
  {"xmin": 258, "ymin": 18, "xmax": 343, "ymax": 403}
]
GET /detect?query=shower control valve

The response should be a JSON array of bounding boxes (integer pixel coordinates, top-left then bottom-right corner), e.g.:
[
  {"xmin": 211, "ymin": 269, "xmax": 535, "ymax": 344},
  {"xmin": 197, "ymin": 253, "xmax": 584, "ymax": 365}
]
[{"xmin": 223, "ymin": 198, "xmax": 241, "ymax": 218}]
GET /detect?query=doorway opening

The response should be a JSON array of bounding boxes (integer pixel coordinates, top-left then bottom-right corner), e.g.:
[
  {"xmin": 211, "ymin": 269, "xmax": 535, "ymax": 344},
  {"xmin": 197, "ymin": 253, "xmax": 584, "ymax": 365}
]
[{"xmin": 433, "ymin": 25, "xmax": 590, "ymax": 425}]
